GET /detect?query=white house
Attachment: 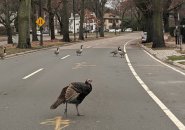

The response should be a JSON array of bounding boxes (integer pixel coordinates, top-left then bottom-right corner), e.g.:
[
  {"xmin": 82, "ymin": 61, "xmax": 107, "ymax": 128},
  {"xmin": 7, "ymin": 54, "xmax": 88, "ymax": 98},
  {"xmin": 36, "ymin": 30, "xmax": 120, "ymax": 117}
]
[{"xmin": 69, "ymin": 13, "xmax": 80, "ymax": 33}]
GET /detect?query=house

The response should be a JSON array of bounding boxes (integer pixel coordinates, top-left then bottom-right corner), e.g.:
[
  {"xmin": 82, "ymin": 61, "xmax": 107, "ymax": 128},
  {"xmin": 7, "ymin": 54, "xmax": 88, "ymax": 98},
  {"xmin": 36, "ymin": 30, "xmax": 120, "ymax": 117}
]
[
  {"xmin": 69, "ymin": 10, "xmax": 97, "ymax": 33},
  {"xmin": 104, "ymin": 13, "xmax": 121, "ymax": 30},
  {"xmin": 69, "ymin": 13, "xmax": 80, "ymax": 33},
  {"xmin": 84, "ymin": 9, "xmax": 97, "ymax": 32}
]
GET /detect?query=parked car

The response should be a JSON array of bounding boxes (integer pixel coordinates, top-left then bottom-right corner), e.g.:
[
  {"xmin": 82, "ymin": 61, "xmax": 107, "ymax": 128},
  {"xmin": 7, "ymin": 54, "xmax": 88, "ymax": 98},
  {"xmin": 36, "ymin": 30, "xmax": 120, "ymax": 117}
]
[
  {"xmin": 142, "ymin": 32, "xmax": 147, "ymax": 43},
  {"xmin": 109, "ymin": 29, "xmax": 116, "ymax": 32},
  {"xmin": 125, "ymin": 28, "xmax": 133, "ymax": 32},
  {"xmin": 90, "ymin": 30, "xmax": 96, "ymax": 33},
  {"xmin": 104, "ymin": 29, "xmax": 109, "ymax": 32},
  {"xmin": 109, "ymin": 29, "xmax": 121, "ymax": 32},
  {"xmin": 37, "ymin": 31, "xmax": 41, "ymax": 35},
  {"xmin": 116, "ymin": 29, "xmax": 121, "ymax": 32}
]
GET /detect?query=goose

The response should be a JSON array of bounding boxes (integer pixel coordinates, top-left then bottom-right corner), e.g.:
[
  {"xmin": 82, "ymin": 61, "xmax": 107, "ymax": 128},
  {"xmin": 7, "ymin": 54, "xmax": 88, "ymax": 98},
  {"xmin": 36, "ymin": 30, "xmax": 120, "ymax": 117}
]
[
  {"xmin": 119, "ymin": 50, "xmax": 126, "ymax": 58},
  {"xmin": 50, "ymin": 79, "xmax": 92, "ymax": 116},
  {"xmin": 54, "ymin": 47, "xmax": 59, "ymax": 55},
  {"xmin": 0, "ymin": 47, "xmax": 6, "ymax": 59},
  {"xmin": 76, "ymin": 45, "xmax": 83, "ymax": 56},
  {"xmin": 118, "ymin": 46, "xmax": 125, "ymax": 58},
  {"xmin": 110, "ymin": 50, "xmax": 118, "ymax": 57}
]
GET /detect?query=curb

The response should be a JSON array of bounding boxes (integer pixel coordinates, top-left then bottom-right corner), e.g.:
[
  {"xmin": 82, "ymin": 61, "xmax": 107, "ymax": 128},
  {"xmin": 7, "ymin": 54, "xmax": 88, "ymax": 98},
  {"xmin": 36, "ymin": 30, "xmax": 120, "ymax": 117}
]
[
  {"xmin": 5, "ymin": 46, "xmax": 57, "ymax": 59},
  {"xmin": 139, "ymin": 43, "xmax": 185, "ymax": 70}
]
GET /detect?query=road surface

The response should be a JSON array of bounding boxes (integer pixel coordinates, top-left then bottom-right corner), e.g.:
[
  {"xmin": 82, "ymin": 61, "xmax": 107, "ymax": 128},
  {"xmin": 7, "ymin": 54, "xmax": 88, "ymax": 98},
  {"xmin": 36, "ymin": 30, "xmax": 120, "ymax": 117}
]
[{"xmin": 0, "ymin": 32, "xmax": 185, "ymax": 130}]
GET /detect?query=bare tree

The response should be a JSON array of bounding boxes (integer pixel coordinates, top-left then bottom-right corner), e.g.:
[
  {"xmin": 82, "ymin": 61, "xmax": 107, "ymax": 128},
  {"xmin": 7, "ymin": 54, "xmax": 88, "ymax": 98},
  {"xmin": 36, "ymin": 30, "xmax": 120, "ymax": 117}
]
[
  {"xmin": 31, "ymin": 0, "xmax": 39, "ymax": 41},
  {"xmin": 133, "ymin": 0, "xmax": 153, "ymax": 42},
  {"xmin": 79, "ymin": 0, "xmax": 85, "ymax": 40},
  {"xmin": 0, "ymin": 0, "xmax": 18, "ymax": 44},
  {"xmin": 47, "ymin": 0, "xmax": 55, "ymax": 40},
  {"xmin": 163, "ymin": 0, "xmax": 173, "ymax": 32},
  {"xmin": 62, "ymin": 0, "xmax": 70, "ymax": 42},
  {"xmin": 133, "ymin": 0, "xmax": 165, "ymax": 48},
  {"xmin": 152, "ymin": 0, "xmax": 165, "ymax": 48},
  {"xmin": 97, "ymin": 0, "xmax": 107, "ymax": 37},
  {"xmin": 17, "ymin": 0, "xmax": 31, "ymax": 48}
]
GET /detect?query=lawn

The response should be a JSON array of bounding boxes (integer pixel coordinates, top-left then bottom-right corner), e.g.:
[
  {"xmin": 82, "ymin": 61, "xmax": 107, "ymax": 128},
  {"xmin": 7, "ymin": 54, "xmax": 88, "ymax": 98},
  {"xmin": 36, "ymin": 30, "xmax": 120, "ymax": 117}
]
[{"xmin": 168, "ymin": 55, "xmax": 185, "ymax": 61}]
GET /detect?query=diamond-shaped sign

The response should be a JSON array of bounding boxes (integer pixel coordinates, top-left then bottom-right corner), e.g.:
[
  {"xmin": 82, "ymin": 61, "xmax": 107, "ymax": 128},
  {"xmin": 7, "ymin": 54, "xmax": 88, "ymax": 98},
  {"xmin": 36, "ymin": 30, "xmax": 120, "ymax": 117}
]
[{"xmin": 36, "ymin": 17, "xmax": 45, "ymax": 27}]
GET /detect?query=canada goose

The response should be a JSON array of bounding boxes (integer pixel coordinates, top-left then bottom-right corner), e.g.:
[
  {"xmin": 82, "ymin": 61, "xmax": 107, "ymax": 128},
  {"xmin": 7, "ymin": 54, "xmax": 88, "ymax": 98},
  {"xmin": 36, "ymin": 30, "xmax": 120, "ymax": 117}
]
[
  {"xmin": 118, "ymin": 46, "xmax": 125, "ymax": 58},
  {"xmin": 110, "ymin": 50, "xmax": 118, "ymax": 57},
  {"xmin": 54, "ymin": 47, "xmax": 59, "ymax": 55},
  {"xmin": 0, "ymin": 47, "xmax": 6, "ymax": 59},
  {"xmin": 76, "ymin": 45, "xmax": 83, "ymax": 56}
]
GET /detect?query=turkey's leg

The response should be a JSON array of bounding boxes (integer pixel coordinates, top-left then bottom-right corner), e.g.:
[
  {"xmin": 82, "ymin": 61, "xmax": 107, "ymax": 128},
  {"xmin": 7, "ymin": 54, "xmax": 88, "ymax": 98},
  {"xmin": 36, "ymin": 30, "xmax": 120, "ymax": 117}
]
[
  {"xmin": 64, "ymin": 103, "xmax": 67, "ymax": 117},
  {"xmin": 76, "ymin": 104, "xmax": 83, "ymax": 116}
]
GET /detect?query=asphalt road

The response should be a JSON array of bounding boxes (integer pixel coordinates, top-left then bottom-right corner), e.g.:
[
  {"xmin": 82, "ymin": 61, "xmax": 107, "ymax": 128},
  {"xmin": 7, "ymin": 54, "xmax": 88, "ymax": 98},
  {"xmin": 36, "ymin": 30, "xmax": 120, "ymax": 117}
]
[{"xmin": 0, "ymin": 32, "xmax": 185, "ymax": 130}]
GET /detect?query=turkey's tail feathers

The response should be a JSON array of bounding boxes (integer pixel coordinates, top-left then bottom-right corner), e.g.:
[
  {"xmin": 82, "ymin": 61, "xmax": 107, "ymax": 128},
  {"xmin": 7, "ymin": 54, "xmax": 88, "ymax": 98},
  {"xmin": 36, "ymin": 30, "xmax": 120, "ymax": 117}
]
[
  {"xmin": 50, "ymin": 86, "xmax": 68, "ymax": 109},
  {"xmin": 50, "ymin": 98, "xmax": 64, "ymax": 109}
]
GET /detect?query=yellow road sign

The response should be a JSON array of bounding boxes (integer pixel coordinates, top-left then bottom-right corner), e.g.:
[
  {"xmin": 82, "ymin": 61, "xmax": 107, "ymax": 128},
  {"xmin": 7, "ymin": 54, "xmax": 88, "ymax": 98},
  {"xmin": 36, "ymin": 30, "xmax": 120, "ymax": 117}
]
[{"xmin": 36, "ymin": 17, "xmax": 45, "ymax": 27}]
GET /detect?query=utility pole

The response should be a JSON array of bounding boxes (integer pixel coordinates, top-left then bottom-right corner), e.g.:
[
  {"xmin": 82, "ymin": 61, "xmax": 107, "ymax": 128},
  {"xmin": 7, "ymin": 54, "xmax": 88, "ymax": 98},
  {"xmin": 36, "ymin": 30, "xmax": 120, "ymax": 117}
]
[
  {"xmin": 39, "ymin": 0, "xmax": 43, "ymax": 46},
  {"xmin": 73, "ymin": 0, "xmax": 76, "ymax": 41}
]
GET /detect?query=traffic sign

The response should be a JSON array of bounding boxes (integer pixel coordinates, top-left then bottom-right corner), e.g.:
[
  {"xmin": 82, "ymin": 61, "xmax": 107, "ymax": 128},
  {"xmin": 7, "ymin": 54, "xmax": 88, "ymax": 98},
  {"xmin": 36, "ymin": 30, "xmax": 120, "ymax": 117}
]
[{"xmin": 36, "ymin": 17, "xmax": 45, "ymax": 27}]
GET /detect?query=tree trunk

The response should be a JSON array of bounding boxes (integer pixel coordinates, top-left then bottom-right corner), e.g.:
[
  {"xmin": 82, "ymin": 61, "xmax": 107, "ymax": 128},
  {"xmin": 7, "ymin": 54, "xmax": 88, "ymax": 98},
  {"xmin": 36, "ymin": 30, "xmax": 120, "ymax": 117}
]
[
  {"xmin": 49, "ymin": 12, "xmax": 55, "ymax": 40},
  {"xmin": 174, "ymin": 9, "xmax": 179, "ymax": 26},
  {"xmin": 59, "ymin": 21, "xmax": 63, "ymax": 35},
  {"xmin": 31, "ymin": 0, "xmax": 38, "ymax": 41},
  {"xmin": 163, "ymin": 12, "xmax": 170, "ymax": 32},
  {"xmin": 56, "ymin": 13, "xmax": 63, "ymax": 35},
  {"xmin": 6, "ymin": 25, "xmax": 13, "ymax": 44},
  {"xmin": 163, "ymin": 0, "xmax": 172, "ymax": 33},
  {"xmin": 62, "ymin": 0, "xmax": 70, "ymax": 42},
  {"xmin": 121, "ymin": 13, "xmax": 125, "ymax": 32},
  {"xmin": 48, "ymin": 0, "xmax": 55, "ymax": 40},
  {"xmin": 99, "ymin": 16, "xmax": 104, "ymax": 37},
  {"xmin": 17, "ymin": 0, "xmax": 31, "ymax": 48},
  {"xmin": 99, "ymin": 3, "xmax": 105, "ymax": 37},
  {"xmin": 79, "ymin": 0, "xmax": 85, "ymax": 40},
  {"xmin": 5, "ymin": 0, "xmax": 13, "ymax": 44},
  {"xmin": 152, "ymin": 0, "xmax": 165, "ymax": 48},
  {"xmin": 144, "ymin": 15, "xmax": 153, "ymax": 43}
]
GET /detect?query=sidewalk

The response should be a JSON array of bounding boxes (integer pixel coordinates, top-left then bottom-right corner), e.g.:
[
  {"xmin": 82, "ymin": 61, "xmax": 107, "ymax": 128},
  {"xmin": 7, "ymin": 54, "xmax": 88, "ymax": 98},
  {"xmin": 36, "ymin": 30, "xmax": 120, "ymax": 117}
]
[{"xmin": 140, "ymin": 40, "xmax": 185, "ymax": 70}]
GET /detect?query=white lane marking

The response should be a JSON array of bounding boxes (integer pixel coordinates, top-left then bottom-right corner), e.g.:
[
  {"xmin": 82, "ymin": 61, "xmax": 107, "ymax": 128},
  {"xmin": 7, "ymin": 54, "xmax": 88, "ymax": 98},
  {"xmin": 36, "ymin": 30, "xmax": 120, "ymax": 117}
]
[
  {"xmin": 22, "ymin": 68, "xmax": 44, "ymax": 79},
  {"xmin": 86, "ymin": 46, "xmax": 92, "ymax": 48},
  {"xmin": 144, "ymin": 50, "xmax": 185, "ymax": 76},
  {"xmin": 124, "ymin": 40, "xmax": 185, "ymax": 130},
  {"xmin": 61, "ymin": 55, "xmax": 70, "ymax": 60}
]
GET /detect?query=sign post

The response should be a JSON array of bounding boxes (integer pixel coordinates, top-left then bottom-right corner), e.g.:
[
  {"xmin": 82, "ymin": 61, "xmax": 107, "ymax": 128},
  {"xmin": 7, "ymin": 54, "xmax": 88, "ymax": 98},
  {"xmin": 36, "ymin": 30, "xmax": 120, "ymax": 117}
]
[{"xmin": 36, "ymin": 17, "xmax": 45, "ymax": 46}]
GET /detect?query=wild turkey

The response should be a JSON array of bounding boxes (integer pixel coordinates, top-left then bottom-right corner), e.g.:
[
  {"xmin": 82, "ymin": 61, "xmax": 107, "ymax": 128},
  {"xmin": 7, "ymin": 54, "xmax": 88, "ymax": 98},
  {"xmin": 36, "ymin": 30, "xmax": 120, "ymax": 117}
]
[
  {"xmin": 54, "ymin": 47, "xmax": 59, "ymax": 55},
  {"xmin": 76, "ymin": 45, "xmax": 83, "ymax": 56},
  {"xmin": 0, "ymin": 47, "xmax": 6, "ymax": 59},
  {"xmin": 50, "ymin": 79, "xmax": 92, "ymax": 116}
]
